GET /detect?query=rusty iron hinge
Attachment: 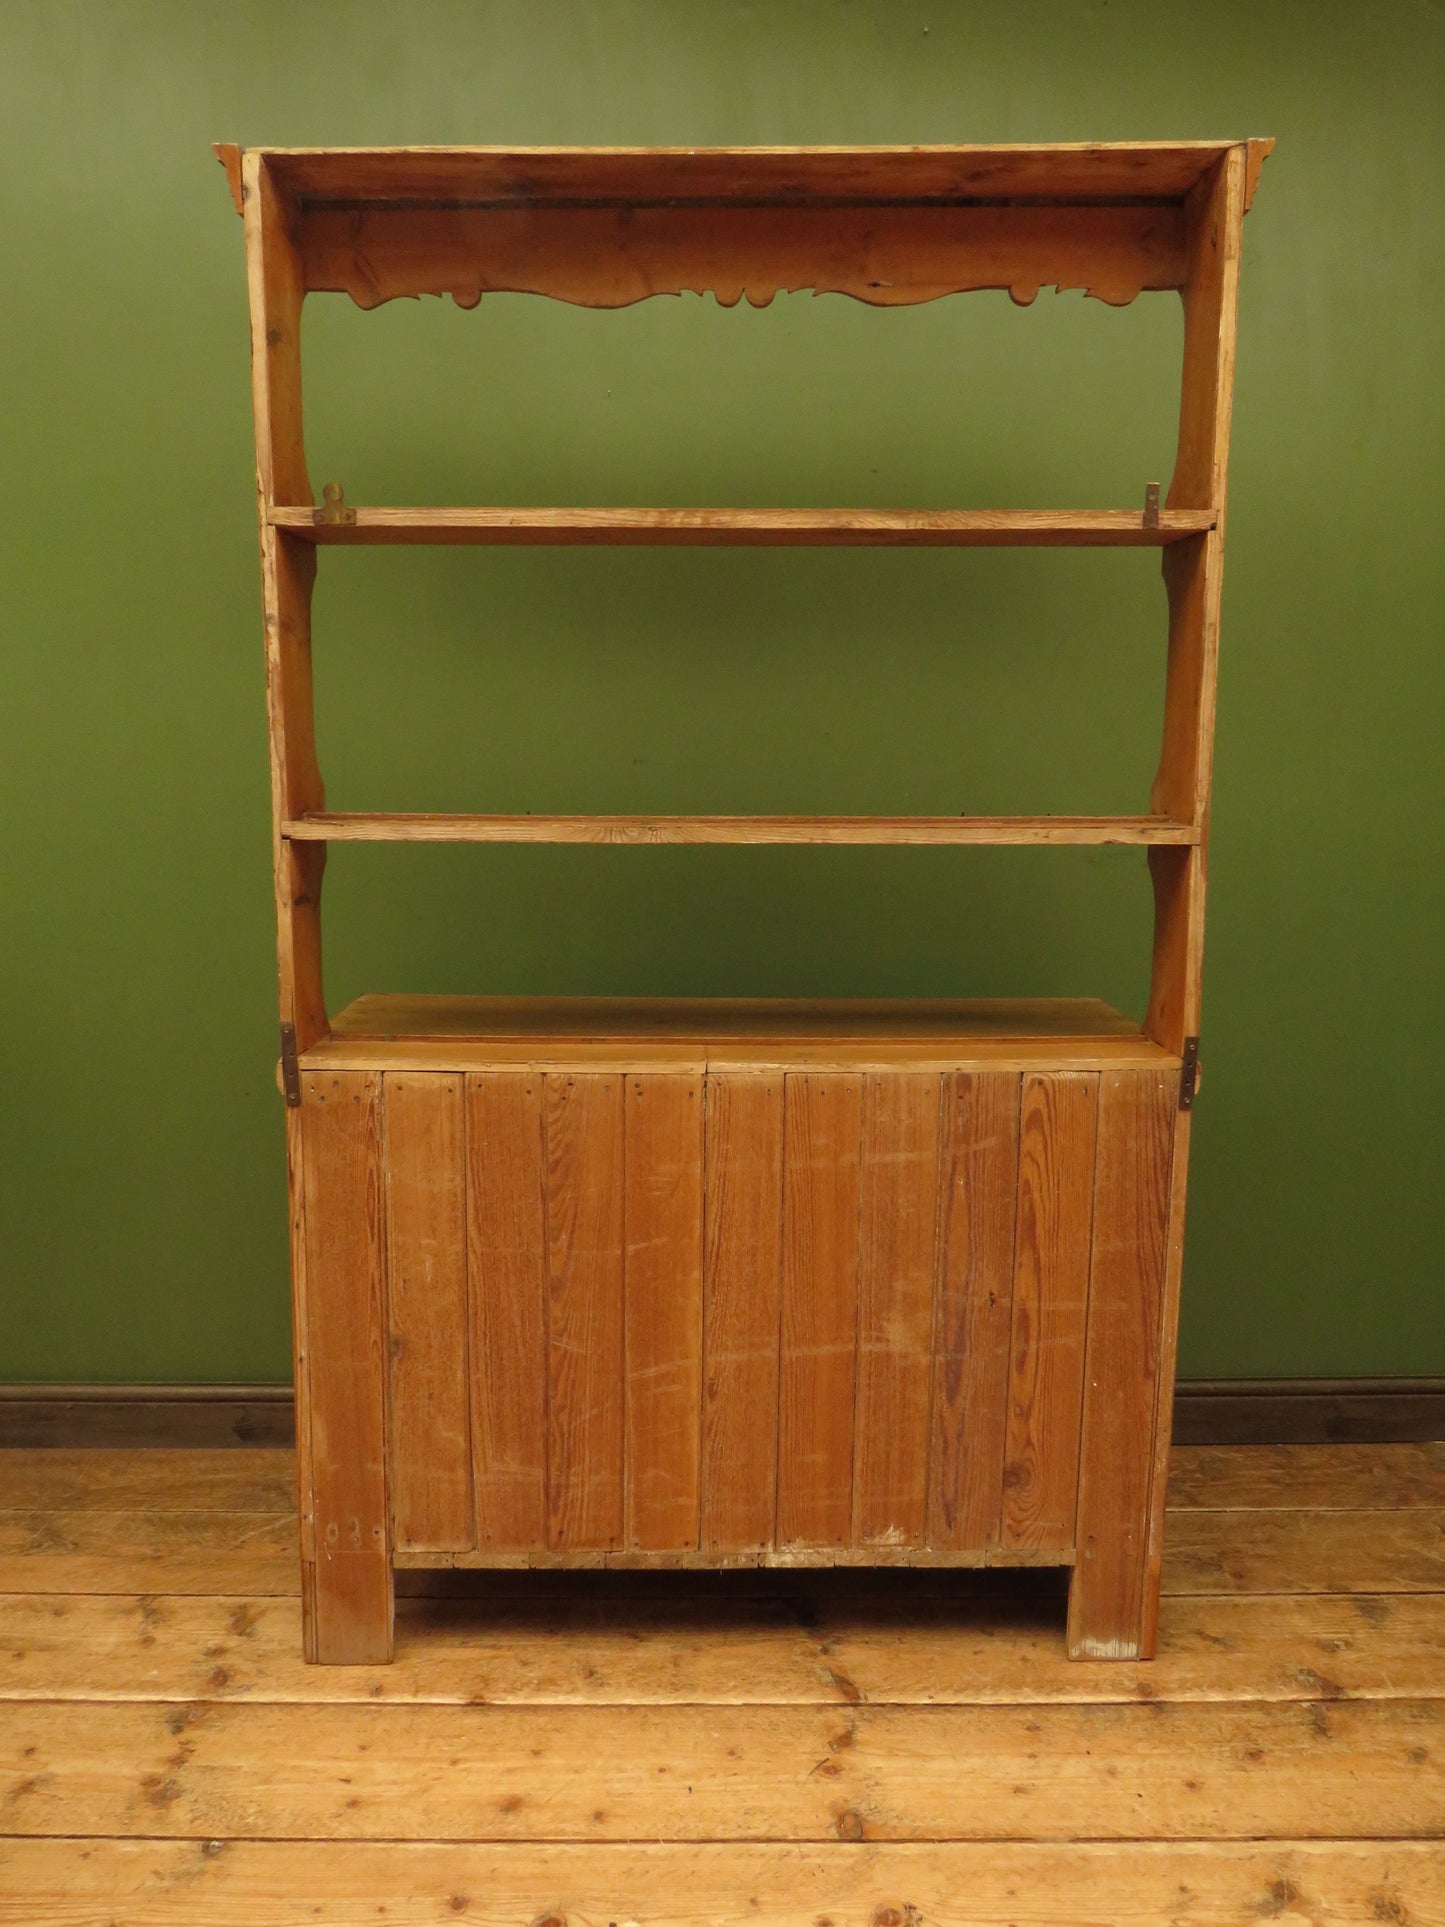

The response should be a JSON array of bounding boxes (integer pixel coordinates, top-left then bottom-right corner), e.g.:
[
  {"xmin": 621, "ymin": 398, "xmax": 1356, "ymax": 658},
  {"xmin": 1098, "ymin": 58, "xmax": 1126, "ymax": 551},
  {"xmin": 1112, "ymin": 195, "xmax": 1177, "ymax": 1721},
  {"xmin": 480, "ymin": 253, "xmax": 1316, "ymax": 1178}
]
[
  {"xmin": 1179, "ymin": 1035, "xmax": 1201, "ymax": 1111},
  {"xmin": 279, "ymin": 1021, "xmax": 301, "ymax": 1107},
  {"xmin": 1143, "ymin": 480, "xmax": 1161, "ymax": 531}
]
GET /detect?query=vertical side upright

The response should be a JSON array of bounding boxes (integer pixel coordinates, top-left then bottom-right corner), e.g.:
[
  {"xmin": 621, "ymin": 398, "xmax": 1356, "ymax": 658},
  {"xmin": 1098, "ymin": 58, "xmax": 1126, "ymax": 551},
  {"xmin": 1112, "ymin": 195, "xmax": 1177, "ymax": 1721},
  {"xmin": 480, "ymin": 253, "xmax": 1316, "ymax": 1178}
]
[
  {"xmin": 1149, "ymin": 141, "xmax": 1247, "ymax": 1053},
  {"xmin": 240, "ymin": 150, "xmax": 332, "ymax": 1655},
  {"xmin": 241, "ymin": 149, "xmax": 325, "ymax": 1053},
  {"xmin": 1068, "ymin": 1069, "xmax": 1175, "ymax": 1659},
  {"xmin": 1136, "ymin": 143, "xmax": 1250, "ymax": 1655}
]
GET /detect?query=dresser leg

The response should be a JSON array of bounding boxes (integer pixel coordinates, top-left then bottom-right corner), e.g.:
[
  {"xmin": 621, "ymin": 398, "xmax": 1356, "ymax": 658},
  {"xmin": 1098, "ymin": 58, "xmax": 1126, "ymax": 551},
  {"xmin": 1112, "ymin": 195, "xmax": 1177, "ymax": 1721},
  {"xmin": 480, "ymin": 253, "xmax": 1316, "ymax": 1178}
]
[
  {"xmin": 302, "ymin": 1551, "xmax": 394, "ymax": 1665},
  {"xmin": 1066, "ymin": 1070, "xmax": 1177, "ymax": 1661},
  {"xmin": 1066, "ymin": 1533, "xmax": 1158, "ymax": 1660},
  {"xmin": 295, "ymin": 1071, "xmax": 394, "ymax": 1664}
]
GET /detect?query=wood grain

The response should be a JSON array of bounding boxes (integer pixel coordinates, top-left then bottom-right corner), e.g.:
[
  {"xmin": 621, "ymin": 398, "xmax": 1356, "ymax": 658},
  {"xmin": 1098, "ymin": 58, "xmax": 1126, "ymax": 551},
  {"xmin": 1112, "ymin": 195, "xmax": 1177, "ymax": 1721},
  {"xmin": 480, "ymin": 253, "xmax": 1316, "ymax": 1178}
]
[
  {"xmin": 297, "ymin": 1074, "xmax": 391, "ymax": 1662},
  {"xmin": 928, "ymin": 1074, "xmax": 1022, "ymax": 1551},
  {"xmin": 285, "ymin": 812, "xmax": 1200, "ymax": 846},
  {"xmin": 5, "ymin": 1586, "xmax": 1444, "ymax": 1707},
  {"xmin": 254, "ymin": 140, "xmax": 1265, "ymax": 208},
  {"xmin": 623, "ymin": 1075, "xmax": 704, "ymax": 1551},
  {"xmin": 465, "ymin": 1073, "xmax": 548, "ymax": 1551},
  {"xmin": 297, "ymin": 200, "xmax": 1187, "ymax": 311},
  {"xmin": 309, "ymin": 994, "xmax": 1176, "ymax": 1077},
  {"xmin": 544, "ymin": 1076, "xmax": 625, "ymax": 1551},
  {"xmin": 1163, "ymin": 1508, "xmax": 1445, "ymax": 1596},
  {"xmin": 1147, "ymin": 145, "xmax": 1247, "ymax": 1053},
  {"xmin": 776, "ymin": 1076, "xmax": 863, "ymax": 1548},
  {"xmin": 382, "ymin": 1075, "xmax": 472, "ymax": 1553},
  {"xmin": 241, "ymin": 151, "xmax": 325, "ymax": 1053},
  {"xmin": 271, "ymin": 504, "xmax": 1216, "ymax": 546},
  {"xmin": 1069, "ymin": 1071, "xmax": 1176, "ymax": 1659},
  {"xmin": 2, "ymin": 1696, "xmax": 1438, "ymax": 1841},
  {"xmin": 700, "ymin": 1075, "xmax": 786, "ymax": 1553},
  {"xmin": 1168, "ymin": 1441, "xmax": 1445, "ymax": 1511},
  {"xmin": 0, "ymin": 1449, "xmax": 295, "ymax": 1511},
  {"xmin": 852, "ymin": 1074, "xmax": 943, "ymax": 1548},
  {"xmin": 1002, "ymin": 1074, "xmax": 1098, "ymax": 1551},
  {"xmin": 2, "ymin": 1838, "xmax": 1429, "ymax": 1927}
]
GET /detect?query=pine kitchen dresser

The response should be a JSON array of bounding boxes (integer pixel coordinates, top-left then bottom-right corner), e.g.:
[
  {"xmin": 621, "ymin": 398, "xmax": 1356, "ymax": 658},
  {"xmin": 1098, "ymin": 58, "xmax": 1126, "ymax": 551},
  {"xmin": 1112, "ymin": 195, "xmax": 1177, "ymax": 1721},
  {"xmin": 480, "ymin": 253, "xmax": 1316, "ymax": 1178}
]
[{"xmin": 216, "ymin": 139, "xmax": 1270, "ymax": 1663}]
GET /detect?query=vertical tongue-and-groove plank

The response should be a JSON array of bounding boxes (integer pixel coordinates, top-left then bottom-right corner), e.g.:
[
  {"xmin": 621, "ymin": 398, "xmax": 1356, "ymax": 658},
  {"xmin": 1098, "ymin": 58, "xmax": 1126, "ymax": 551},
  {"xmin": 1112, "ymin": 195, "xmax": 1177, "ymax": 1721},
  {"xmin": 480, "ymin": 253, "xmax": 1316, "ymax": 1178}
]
[
  {"xmin": 777, "ymin": 1075, "xmax": 864, "ymax": 1549},
  {"xmin": 383, "ymin": 1074, "xmax": 473, "ymax": 1553},
  {"xmin": 1001, "ymin": 1074, "xmax": 1099, "ymax": 1553},
  {"xmin": 544, "ymin": 1075, "xmax": 626, "ymax": 1552},
  {"xmin": 699, "ymin": 1074, "xmax": 786, "ymax": 1555},
  {"xmin": 928, "ymin": 1074, "xmax": 1023, "ymax": 1553},
  {"xmin": 852, "ymin": 1073, "xmax": 944, "ymax": 1549},
  {"xmin": 465, "ymin": 1072, "xmax": 548, "ymax": 1552},
  {"xmin": 623, "ymin": 1075, "xmax": 705, "ymax": 1551}
]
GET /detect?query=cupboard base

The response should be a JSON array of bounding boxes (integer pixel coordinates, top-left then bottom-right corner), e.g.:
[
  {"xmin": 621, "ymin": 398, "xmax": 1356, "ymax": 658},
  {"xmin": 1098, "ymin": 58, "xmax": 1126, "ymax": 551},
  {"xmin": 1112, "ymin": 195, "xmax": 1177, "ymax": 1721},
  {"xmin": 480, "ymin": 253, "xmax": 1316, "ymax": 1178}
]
[{"xmin": 290, "ymin": 997, "xmax": 1184, "ymax": 1664}]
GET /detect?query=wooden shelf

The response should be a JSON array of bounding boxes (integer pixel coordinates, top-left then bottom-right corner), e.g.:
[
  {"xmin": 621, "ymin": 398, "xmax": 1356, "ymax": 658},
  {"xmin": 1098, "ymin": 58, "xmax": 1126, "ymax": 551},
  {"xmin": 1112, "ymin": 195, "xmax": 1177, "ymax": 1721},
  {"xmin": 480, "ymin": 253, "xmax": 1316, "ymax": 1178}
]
[
  {"xmin": 304, "ymin": 993, "xmax": 1178, "ymax": 1075},
  {"xmin": 222, "ymin": 141, "xmax": 1271, "ymax": 211},
  {"xmin": 270, "ymin": 506, "xmax": 1215, "ymax": 548},
  {"xmin": 284, "ymin": 812, "xmax": 1201, "ymax": 847}
]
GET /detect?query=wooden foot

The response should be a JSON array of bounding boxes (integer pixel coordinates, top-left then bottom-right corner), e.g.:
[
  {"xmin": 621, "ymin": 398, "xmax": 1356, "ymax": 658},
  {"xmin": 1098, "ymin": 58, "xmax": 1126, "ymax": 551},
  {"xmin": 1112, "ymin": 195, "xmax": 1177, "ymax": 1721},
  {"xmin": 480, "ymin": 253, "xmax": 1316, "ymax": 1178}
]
[
  {"xmin": 1066, "ymin": 1533, "xmax": 1157, "ymax": 1660},
  {"xmin": 1066, "ymin": 1070, "xmax": 1177, "ymax": 1662},
  {"xmin": 295, "ymin": 1071, "xmax": 394, "ymax": 1665},
  {"xmin": 302, "ymin": 1552, "xmax": 394, "ymax": 1665}
]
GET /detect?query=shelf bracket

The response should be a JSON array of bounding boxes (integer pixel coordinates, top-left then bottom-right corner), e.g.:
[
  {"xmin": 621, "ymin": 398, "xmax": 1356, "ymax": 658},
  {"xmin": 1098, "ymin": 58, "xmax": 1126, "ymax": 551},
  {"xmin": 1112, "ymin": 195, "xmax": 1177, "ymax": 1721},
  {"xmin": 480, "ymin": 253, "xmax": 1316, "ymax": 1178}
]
[
  {"xmin": 1143, "ymin": 481, "xmax": 1161, "ymax": 531},
  {"xmin": 317, "ymin": 482, "xmax": 356, "ymax": 528},
  {"xmin": 279, "ymin": 1021, "xmax": 302, "ymax": 1107},
  {"xmin": 1179, "ymin": 1035, "xmax": 1201, "ymax": 1111}
]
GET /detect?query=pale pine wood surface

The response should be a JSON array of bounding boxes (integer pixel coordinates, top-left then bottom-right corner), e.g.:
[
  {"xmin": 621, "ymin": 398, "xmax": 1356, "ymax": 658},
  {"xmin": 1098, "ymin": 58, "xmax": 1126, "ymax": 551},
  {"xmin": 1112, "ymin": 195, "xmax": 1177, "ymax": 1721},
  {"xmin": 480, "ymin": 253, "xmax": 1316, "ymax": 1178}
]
[
  {"xmin": 1, "ymin": 1441, "xmax": 1439, "ymax": 1918},
  {"xmin": 269, "ymin": 505, "xmax": 1217, "ymax": 546},
  {"xmin": 284, "ymin": 811, "xmax": 1200, "ymax": 846},
  {"xmin": 0, "ymin": 1839, "xmax": 1435, "ymax": 1927},
  {"xmin": 241, "ymin": 141, "xmax": 1266, "ymax": 206}
]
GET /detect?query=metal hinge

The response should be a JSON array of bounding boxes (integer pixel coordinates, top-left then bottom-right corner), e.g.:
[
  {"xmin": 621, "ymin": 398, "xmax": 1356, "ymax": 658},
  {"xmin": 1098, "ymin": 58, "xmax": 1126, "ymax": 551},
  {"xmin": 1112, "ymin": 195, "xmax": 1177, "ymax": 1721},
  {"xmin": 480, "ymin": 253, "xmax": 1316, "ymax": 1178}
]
[
  {"xmin": 1179, "ymin": 1035, "xmax": 1201, "ymax": 1111},
  {"xmin": 1143, "ymin": 480, "xmax": 1161, "ymax": 530},
  {"xmin": 279, "ymin": 1021, "xmax": 301, "ymax": 1107}
]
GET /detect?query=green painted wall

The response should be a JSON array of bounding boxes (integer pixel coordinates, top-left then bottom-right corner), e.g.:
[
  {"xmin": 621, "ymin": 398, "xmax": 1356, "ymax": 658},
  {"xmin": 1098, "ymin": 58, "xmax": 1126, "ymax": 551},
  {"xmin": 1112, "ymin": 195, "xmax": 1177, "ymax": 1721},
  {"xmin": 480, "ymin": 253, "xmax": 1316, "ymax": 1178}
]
[{"xmin": 1, "ymin": 1, "xmax": 1440, "ymax": 1384}]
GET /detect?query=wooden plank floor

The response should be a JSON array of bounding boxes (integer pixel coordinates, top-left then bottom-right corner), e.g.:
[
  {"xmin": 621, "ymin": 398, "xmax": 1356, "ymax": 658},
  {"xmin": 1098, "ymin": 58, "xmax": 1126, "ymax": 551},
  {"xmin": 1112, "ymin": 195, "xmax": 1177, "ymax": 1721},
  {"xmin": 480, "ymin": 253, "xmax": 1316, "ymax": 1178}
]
[{"xmin": 0, "ymin": 1444, "xmax": 1441, "ymax": 1923}]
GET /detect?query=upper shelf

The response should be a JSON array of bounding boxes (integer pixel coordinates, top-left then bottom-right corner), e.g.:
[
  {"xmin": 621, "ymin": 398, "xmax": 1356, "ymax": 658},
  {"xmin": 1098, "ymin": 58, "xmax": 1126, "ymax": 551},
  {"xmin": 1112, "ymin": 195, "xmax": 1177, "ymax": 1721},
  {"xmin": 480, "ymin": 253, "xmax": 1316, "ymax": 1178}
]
[
  {"xmin": 218, "ymin": 141, "xmax": 1272, "ymax": 312},
  {"xmin": 269, "ymin": 506, "xmax": 1215, "ymax": 549},
  {"xmin": 218, "ymin": 141, "xmax": 1273, "ymax": 210}
]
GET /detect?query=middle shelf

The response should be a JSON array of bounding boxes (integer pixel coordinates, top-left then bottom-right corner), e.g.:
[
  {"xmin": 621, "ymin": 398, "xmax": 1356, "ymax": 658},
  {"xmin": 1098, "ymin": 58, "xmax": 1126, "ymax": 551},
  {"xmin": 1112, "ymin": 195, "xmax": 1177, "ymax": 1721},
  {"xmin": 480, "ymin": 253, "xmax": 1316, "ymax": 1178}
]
[
  {"xmin": 269, "ymin": 505, "xmax": 1214, "ymax": 547},
  {"xmin": 283, "ymin": 812, "xmax": 1199, "ymax": 846}
]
